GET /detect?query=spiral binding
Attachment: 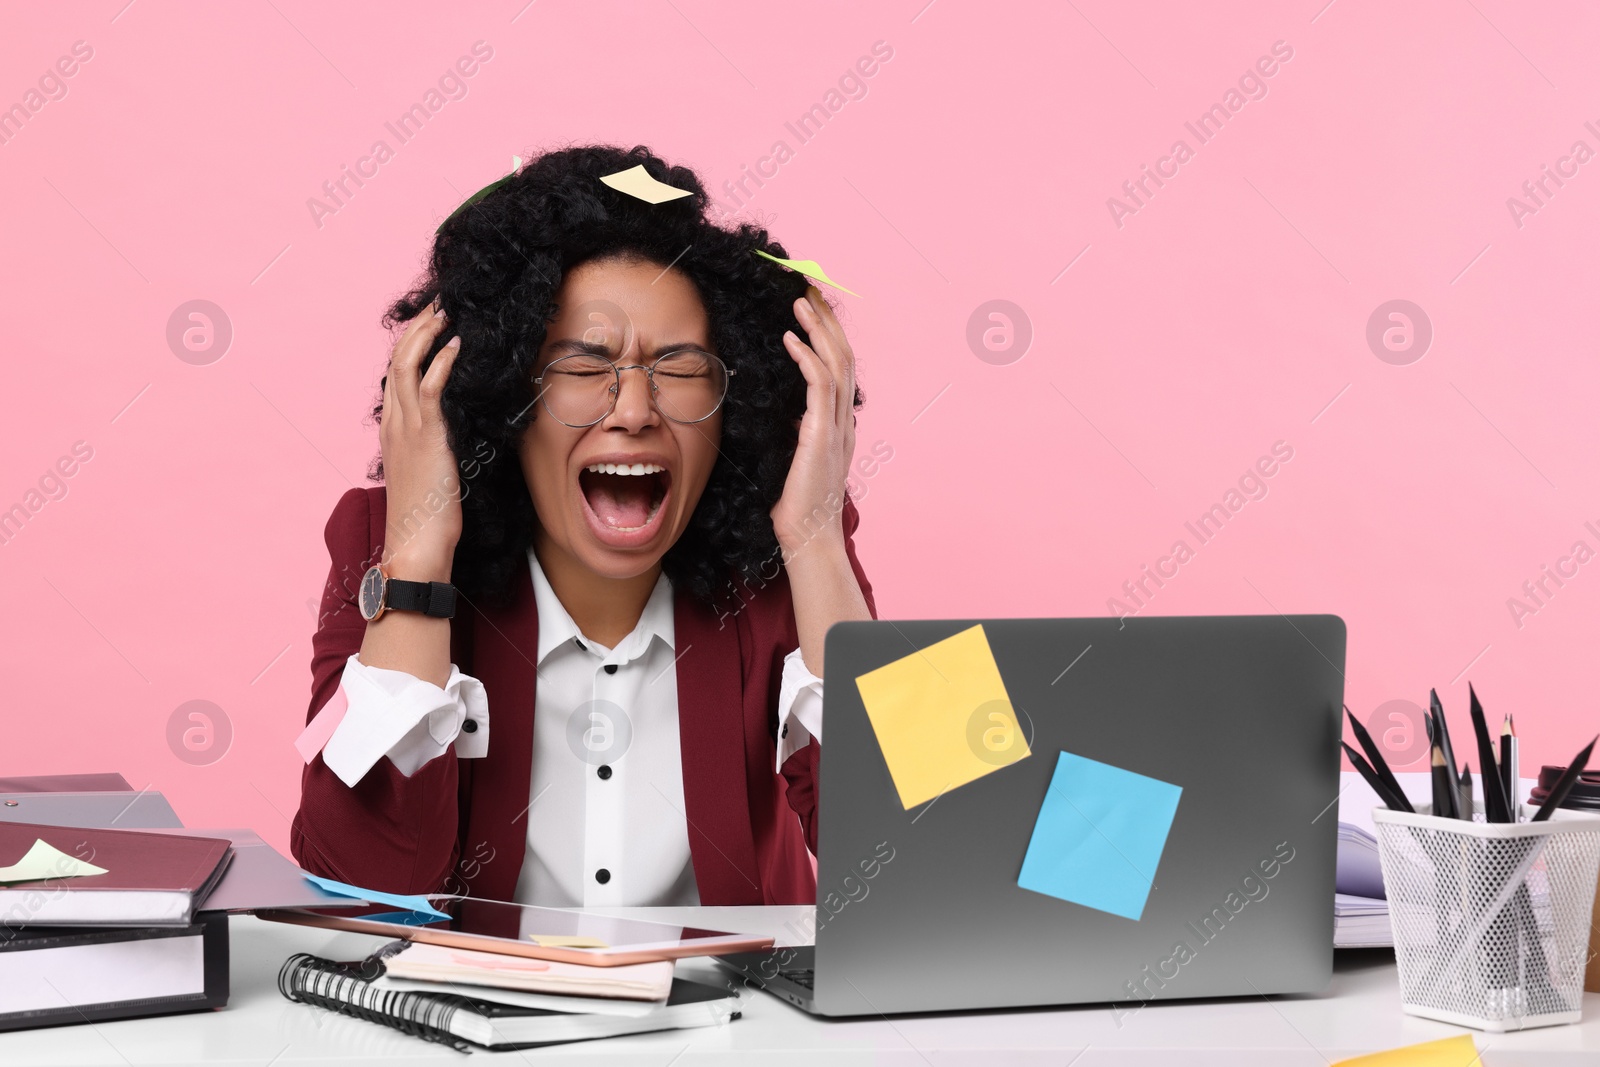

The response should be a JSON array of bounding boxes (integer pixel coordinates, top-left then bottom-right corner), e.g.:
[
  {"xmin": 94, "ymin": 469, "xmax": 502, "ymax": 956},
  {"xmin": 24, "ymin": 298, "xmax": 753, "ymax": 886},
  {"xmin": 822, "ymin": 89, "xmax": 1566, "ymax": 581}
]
[{"xmin": 277, "ymin": 952, "xmax": 471, "ymax": 1052}]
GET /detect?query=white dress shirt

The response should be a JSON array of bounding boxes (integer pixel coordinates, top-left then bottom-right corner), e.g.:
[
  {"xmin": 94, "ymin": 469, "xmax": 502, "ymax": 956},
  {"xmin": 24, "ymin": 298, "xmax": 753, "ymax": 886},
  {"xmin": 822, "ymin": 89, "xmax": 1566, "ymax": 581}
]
[{"xmin": 317, "ymin": 550, "xmax": 825, "ymax": 906}]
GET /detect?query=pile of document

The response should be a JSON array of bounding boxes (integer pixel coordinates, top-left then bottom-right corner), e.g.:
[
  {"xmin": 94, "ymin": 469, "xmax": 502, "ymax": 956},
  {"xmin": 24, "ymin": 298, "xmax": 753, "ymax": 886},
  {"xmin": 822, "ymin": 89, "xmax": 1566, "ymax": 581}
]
[
  {"xmin": 1334, "ymin": 820, "xmax": 1391, "ymax": 948},
  {"xmin": 278, "ymin": 939, "xmax": 740, "ymax": 1050},
  {"xmin": 1331, "ymin": 769, "xmax": 1537, "ymax": 949}
]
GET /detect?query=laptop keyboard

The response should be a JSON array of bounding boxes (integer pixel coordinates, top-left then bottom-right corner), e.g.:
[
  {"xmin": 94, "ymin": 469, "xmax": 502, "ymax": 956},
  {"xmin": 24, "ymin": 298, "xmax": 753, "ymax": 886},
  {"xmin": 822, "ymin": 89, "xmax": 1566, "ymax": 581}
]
[{"xmin": 780, "ymin": 968, "xmax": 815, "ymax": 990}]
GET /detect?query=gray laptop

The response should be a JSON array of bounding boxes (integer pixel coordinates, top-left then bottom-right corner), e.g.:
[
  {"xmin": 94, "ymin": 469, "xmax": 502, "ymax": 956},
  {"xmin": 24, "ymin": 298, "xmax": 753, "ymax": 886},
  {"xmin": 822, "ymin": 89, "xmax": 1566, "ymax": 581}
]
[{"xmin": 718, "ymin": 614, "xmax": 1345, "ymax": 1016}]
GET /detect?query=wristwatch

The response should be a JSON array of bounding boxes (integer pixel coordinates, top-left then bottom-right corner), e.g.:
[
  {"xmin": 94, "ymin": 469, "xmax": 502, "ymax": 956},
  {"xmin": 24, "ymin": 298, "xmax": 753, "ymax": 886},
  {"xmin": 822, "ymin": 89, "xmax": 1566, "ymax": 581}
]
[{"xmin": 358, "ymin": 565, "xmax": 457, "ymax": 621}]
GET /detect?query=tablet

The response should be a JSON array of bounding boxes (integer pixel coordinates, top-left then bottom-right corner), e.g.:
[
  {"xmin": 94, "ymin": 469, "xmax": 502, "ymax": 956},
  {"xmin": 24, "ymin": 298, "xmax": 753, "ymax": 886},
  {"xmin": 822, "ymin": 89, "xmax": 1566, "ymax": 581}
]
[{"xmin": 256, "ymin": 896, "xmax": 775, "ymax": 966}]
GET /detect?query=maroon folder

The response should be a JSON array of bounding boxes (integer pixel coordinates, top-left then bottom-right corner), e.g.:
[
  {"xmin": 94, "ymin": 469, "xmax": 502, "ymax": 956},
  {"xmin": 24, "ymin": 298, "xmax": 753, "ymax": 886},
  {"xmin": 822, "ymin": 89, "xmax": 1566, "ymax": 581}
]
[{"xmin": 0, "ymin": 822, "xmax": 232, "ymax": 926}]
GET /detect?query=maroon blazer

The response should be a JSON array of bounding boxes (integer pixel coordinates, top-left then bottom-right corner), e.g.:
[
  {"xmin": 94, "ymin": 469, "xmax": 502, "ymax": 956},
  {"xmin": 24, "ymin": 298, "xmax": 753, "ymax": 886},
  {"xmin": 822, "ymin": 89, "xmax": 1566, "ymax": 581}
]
[{"xmin": 290, "ymin": 486, "xmax": 876, "ymax": 905}]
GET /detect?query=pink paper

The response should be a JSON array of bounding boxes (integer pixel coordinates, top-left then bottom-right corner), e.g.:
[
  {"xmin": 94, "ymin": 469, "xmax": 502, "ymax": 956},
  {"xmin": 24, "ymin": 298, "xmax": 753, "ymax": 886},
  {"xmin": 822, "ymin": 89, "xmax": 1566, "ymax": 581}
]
[{"xmin": 294, "ymin": 686, "xmax": 349, "ymax": 763}]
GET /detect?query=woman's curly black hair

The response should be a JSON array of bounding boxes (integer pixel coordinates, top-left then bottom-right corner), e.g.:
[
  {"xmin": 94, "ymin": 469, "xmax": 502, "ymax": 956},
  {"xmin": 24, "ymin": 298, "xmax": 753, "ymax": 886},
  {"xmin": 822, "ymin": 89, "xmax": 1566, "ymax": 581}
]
[{"xmin": 374, "ymin": 144, "xmax": 861, "ymax": 610}]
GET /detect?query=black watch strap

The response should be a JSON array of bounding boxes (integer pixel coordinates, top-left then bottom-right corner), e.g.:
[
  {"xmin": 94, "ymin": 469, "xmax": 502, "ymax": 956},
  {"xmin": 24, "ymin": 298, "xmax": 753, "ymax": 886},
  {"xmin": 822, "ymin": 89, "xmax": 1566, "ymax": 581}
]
[{"xmin": 385, "ymin": 578, "xmax": 457, "ymax": 619}]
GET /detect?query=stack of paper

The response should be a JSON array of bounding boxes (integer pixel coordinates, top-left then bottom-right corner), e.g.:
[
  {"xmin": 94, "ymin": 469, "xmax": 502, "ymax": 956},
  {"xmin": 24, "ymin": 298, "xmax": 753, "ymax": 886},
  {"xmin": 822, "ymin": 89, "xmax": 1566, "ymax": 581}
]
[{"xmin": 1334, "ymin": 891, "xmax": 1393, "ymax": 948}]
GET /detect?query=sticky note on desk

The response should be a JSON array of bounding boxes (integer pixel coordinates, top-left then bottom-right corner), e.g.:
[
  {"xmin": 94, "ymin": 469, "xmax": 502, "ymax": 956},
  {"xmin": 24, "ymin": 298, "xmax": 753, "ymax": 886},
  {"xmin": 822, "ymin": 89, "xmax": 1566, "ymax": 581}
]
[
  {"xmin": 0, "ymin": 839, "xmax": 109, "ymax": 884},
  {"xmin": 854, "ymin": 624, "xmax": 1030, "ymax": 809},
  {"xmin": 1017, "ymin": 752, "xmax": 1181, "ymax": 921},
  {"xmin": 302, "ymin": 874, "xmax": 451, "ymax": 921},
  {"xmin": 1331, "ymin": 1035, "xmax": 1479, "ymax": 1066},
  {"xmin": 528, "ymin": 935, "xmax": 609, "ymax": 949}
]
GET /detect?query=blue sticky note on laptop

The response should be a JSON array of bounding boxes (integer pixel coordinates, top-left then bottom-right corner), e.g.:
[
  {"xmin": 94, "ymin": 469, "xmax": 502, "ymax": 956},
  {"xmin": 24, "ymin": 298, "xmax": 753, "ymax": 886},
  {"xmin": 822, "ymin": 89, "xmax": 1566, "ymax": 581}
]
[
  {"xmin": 1017, "ymin": 751, "xmax": 1182, "ymax": 921},
  {"xmin": 301, "ymin": 874, "xmax": 451, "ymax": 920}
]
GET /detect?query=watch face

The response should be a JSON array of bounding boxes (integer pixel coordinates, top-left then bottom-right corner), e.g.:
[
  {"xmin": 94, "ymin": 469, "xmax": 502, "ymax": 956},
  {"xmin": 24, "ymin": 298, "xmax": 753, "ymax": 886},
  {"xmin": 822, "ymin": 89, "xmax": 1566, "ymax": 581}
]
[{"xmin": 358, "ymin": 565, "xmax": 385, "ymax": 621}]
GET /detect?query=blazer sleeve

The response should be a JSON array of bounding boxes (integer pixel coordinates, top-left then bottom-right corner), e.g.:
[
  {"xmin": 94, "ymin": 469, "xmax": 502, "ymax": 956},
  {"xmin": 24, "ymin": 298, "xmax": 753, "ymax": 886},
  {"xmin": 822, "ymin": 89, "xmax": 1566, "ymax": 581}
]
[
  {"xmin": 777, "ymin": 495, "xmax": 877, "ymax": 854},
  {"xmin": 289, "ymin": 487, "xmax": 463, "ymax": 895}
]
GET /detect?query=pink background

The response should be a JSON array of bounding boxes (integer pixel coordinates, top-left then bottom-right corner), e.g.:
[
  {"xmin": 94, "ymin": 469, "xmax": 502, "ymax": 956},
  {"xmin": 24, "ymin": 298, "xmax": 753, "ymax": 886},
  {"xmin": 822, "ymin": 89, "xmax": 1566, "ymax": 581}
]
[{"xmin": 4, "ymin": 1, "xmax": 1597, "ymax": 850}]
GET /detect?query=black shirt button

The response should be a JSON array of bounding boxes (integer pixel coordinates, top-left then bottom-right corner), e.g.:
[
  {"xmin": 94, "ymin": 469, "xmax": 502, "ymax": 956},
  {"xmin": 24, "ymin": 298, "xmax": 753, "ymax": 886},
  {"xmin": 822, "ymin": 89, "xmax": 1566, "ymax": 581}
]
[
  {"xmin": 595, "ymin": 868, "xmax": 611, "ymax": 884},
  {"xmin": 604, "ymin": 663, "xmax": 618, "ymax": 674},
  {"xmin": 781, "ymin": 724, "xmax": 788, "ymax": 738},
  {"xmin": 597, "ymin": 765, "xmax": 612, "ymax": 780},
  {"xmin": 462, "ymin": 719, "xmax": 478, "ymax": 734},
  {"xmin": 575, "ymin": 640, "xmax": 585, "ymax": 651}
]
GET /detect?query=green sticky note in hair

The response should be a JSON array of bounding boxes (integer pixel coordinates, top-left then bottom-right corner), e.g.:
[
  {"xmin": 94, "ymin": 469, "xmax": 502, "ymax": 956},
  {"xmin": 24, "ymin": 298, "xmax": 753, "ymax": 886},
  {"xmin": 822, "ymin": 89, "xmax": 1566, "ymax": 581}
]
[
  {"xmin": 752, "ymin": 249, "xmax": 860, "ymax": 297},
  {"xmin": 436, "ymin": 155, "xmax": 522, "ymax": 234}
]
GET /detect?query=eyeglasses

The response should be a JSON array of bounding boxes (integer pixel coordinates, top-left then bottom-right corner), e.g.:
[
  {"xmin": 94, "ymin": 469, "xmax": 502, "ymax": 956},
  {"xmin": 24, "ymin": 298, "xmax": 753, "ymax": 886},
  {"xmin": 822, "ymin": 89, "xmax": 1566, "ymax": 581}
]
[{"xmin": 532, "ymin": 350, "xmax": 734, "ymax": 428}]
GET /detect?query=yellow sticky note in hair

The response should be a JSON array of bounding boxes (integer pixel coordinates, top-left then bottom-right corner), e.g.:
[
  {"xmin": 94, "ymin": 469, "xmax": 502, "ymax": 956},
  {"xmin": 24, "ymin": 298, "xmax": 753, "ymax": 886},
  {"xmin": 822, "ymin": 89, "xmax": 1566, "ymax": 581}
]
[
  {"xmin": 854, "ymin": 624, "xmax": 1029, "ymax": 809},
  {"xmin": 599, "ymin": 165, "xmax": 693, "ymax": 204},
  {"xmin": 1331, "ymin": 1034, "xmax": 1479, "ymax": 1066},
  {"xmin": 752, "ymin": 249, "xmax": 860, "ymax": 297},
  {"xmin": 528, "ymin": 934, "xmax": 609, "ymax": 949}
]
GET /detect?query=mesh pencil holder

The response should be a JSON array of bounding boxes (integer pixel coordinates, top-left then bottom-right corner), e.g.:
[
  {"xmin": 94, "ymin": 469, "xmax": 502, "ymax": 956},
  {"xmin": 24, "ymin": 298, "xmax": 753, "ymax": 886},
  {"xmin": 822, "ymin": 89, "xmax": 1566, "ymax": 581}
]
[{"xmin": 1371, "ymin": 804, "xmax": 1600, "ymax": 1032}]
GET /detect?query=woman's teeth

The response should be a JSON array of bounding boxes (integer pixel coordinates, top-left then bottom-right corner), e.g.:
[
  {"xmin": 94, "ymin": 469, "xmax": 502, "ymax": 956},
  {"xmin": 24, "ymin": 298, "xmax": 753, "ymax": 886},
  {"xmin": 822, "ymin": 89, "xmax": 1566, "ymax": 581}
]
[{"xmin": 584, "ymin": 462, "xmax": 665, "ymax": 476}]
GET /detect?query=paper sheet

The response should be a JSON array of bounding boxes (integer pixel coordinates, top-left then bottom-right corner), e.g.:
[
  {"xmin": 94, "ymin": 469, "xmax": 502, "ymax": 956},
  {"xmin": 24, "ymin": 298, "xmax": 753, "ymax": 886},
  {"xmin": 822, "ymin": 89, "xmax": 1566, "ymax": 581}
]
[
  {"xmin": 1330, "ymin": 1034, "xmax": 1479, "ymax": 1066},
  {"xmin": 1016, "ymin": 751, "xmax": 1182, "ymax": 921},
  {"xmin": 854, "ymin": 623, "xmax": 1030, "ymax": 809},
  {"xmin": 599, "ymin": 164, "xmax": 693, "ymax": 204},
  {"xmin": 0, "ymin": 838, "xmax": 109, "ymax": 884},
  {"xmin": 301, "ymin": 874, "xmax": 452, "ymax": 920},
  {"xmin": 753, "ymin": 249, "xmax": 860, "ymax": 297}
]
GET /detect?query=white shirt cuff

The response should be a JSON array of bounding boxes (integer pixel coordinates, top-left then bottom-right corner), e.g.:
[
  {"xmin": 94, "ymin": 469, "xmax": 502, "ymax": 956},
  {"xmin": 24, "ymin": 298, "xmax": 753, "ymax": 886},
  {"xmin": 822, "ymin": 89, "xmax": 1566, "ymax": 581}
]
[
  {"xmin": 775, "ymin": 647, "xmax": 824, "ymax": 772},
  {"xmin": 320, "ymin": 654, "xmax": 488, "ymax": 787}
]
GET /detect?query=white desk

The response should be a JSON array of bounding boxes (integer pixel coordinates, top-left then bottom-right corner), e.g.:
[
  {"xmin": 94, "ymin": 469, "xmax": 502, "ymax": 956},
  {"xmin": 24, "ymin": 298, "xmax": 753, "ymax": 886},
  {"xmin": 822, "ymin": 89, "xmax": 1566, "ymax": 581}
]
[{"xmin": 3, "ymin": 907, "xmax": 1600, "ymax": 1065}]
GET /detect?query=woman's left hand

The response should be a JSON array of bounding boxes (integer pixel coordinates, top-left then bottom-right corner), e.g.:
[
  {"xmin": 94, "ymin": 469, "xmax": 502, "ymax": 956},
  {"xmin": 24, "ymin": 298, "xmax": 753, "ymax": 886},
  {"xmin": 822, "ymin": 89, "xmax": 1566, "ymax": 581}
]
[{"xmin": 770, "ymin": 287, "xmax": 857, "ymax": 554}]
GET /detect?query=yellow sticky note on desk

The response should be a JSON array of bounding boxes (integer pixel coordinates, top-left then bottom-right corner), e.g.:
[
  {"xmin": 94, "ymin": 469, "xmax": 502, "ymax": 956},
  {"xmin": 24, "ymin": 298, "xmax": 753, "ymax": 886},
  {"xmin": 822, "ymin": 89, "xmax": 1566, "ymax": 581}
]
[
  {"xmin": 1331, "ymin": 1034, "xmax": 1479, "ymax": 1066},
  {"xmin": 528, "ymin": 935, "xmax": 608, "ymax": 949},
  {"xmin": 854, "ymin": 624, "xmax": 1030, "ymax": 809}
]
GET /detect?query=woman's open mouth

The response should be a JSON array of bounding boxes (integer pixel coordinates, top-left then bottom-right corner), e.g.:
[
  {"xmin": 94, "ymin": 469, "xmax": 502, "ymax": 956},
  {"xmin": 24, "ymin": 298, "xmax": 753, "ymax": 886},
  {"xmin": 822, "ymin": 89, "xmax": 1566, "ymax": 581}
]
[{"xmin": 577, "ymin": 461, "xmax": 672, "ymax": 547}]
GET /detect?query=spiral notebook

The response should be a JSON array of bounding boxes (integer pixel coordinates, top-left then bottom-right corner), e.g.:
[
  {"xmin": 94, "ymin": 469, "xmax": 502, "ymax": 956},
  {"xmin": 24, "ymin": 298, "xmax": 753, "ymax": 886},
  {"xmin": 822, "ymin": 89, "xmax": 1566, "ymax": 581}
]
[{"xmin": 277, "ymin": 952, "xmax": 740, "ymax": 1051}]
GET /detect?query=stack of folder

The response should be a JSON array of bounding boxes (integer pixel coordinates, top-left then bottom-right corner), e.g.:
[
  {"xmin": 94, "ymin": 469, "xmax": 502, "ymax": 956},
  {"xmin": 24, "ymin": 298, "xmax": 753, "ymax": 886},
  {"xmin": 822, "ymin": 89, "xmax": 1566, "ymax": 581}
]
[
  {"xmin": 0, "ymin": 775, "xmax": 233, "ymax": 1031},
  {"xmin": 0, "ymin": 772, "xmax": 361, "ymax": 1032}
]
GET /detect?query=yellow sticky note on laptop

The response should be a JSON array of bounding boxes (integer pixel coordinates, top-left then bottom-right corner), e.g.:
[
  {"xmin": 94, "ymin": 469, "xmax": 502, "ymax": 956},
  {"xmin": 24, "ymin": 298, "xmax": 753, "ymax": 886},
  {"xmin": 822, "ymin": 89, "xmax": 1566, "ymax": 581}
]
[
  {"xmin": 854, "ymin": 624, "xmax": 1030, "ymax": 809},
  {"xmin": 1331, "ymin": 1034, "xmax": 1479, "ymax": 1066}
]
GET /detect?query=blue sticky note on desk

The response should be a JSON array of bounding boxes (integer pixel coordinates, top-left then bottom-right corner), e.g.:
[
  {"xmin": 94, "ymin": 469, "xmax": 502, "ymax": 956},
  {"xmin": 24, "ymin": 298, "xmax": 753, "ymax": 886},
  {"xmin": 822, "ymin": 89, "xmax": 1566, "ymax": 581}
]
[
  {"xmin": 301, "ymin": 874, "xmax": 451, "ymax": 920},
  {"xmin": 1017, "ymin": 751, "xmax": 1182, "ymax": 921}
]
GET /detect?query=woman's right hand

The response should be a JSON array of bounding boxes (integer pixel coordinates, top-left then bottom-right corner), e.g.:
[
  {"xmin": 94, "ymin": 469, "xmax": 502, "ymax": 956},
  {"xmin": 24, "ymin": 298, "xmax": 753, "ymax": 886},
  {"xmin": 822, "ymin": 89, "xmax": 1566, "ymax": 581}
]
[{"xmin": 378, "ymin": 301, "xmax": 463, "ymax": 581}]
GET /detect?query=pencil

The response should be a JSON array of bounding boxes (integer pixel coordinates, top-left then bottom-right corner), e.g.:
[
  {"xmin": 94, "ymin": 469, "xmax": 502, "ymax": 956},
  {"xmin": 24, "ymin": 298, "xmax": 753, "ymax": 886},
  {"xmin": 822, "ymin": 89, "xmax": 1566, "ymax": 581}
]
[
  {"xmin": 1430, "ymin": 689, "xmax": 1459, "ymax": 800},
  {"xmin": 1501, "ymin": 714, "xmax": 1518, "ymax": 819},
  {"xmin": 1431, "ymin": 742, "xmax": 1457, "ymax": 819},
  {"xmin": 1468, "ymin": 683, "xmax": 1511, "ymax": 823},
  {"xmin": 1458, "ymin": 762, "xmax": 1474, "ymax": 822},
  {"xmin": 1531, "ymin": 735, "xmax": 1599, "ymax": 822},
  {"xmin": 1342, "ymin": 742, "xmax": 1412, "ymax": 812},
  {"xmin": 1344, "ymin": 706, "xmax": 1412, "ymax": 811}
]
